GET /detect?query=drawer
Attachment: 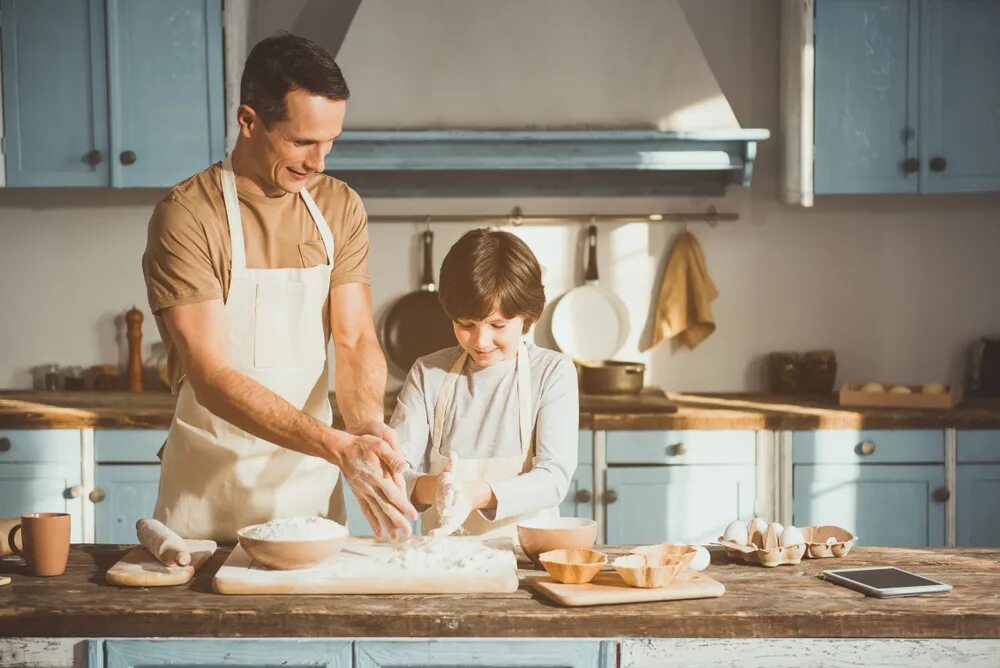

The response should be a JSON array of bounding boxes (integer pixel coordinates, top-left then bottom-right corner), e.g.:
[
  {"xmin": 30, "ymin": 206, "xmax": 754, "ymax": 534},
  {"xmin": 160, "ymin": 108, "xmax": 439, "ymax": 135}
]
[
  {"xmin": 606, "ymin": 430, "xmax": 756, "ymax": 465},
  {"xmin": 0, "ymin": 429, "xmax": 80, "ymax": 463},
  {"xmin": 793, "ymin": 430, "xmax": 944, "ymax": 464},
  {"xmin": 957, "ymin": 430, "xmax": 1000, "ymax": 463},
  {"xmin": 95, "ymin": 430, "xmax": 167, "ymax": 463}
]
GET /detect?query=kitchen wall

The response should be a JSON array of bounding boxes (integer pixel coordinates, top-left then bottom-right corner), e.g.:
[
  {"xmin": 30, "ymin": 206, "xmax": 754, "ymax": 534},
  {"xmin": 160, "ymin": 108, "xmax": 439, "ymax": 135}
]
[{"xmin": 0, "ymin": 0, "xmax": 998, "ymax": 392}]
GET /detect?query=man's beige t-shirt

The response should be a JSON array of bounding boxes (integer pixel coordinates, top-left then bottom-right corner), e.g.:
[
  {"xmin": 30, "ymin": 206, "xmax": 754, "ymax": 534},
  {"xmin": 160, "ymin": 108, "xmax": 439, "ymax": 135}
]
[{"xmin": 142, "ymin": 162, "xmax": 371, "ymax": 392}]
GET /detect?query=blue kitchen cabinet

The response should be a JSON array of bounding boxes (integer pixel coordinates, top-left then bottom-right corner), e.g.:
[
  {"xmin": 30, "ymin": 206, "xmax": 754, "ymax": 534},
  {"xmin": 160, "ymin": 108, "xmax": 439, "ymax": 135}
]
[
  {"xmin": 793, "ymin": 430, "xmax": 946, "ymax": 546},
  {"xmin": 0, "ymin": 0, "xmax": 224, "ymax": 188},
  {"xmin": 957, "ymin": 430, "xmax": 1000, "ymax": 546},
  {"xmin": 97, "ymin": 639, "xmax": 352, "ymax": 668},
  {"xmin": 811, "ymin": 0, "xmax": 1000, "ymax": 195},
  {"xmin": 354, "ymin": 640, "xmax": 614, "ymax": 668},
  {"xmin": 93, "ymin": 465, "xmax": 161, "ymax": 544},
  {"xmin": 560, "ymin": 431, "xmax": 594, "ymax": 519},
  {"xmin": 0, "ymin": 429, "xmax": 84, "ymax": 542}
]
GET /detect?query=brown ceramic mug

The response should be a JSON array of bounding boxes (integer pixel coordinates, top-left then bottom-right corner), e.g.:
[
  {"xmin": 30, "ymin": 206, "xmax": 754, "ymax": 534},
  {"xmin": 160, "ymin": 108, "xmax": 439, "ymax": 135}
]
[{"xmin": 7, "ymin": 512, "xmax": 71, "ymax": 576}]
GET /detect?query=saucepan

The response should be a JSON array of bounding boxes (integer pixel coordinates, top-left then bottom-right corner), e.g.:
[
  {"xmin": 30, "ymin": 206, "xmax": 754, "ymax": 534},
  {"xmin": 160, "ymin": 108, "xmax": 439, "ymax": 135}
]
[{"xmin": 575, "ymin": 359, "xmax": 645, "ymax": 395}]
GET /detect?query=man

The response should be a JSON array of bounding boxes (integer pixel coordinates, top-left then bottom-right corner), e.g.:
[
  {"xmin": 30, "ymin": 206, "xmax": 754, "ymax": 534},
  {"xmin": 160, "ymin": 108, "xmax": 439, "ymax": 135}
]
[{"xmin": 142, "ymin": 33, "xmax": 416, "ymax": 542}]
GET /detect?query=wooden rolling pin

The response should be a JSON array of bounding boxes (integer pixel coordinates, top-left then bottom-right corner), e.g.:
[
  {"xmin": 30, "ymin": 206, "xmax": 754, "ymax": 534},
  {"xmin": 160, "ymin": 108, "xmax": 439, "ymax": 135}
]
[{"xmin": 136, "ymin": 518, "xmax": 191, "ymax": 567}]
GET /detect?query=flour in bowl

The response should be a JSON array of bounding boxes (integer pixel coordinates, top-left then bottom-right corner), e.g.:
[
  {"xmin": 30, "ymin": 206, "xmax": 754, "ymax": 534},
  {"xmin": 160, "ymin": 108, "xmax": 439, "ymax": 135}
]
[{"xmin": 242, "ymin": 516, "xmax": 347, "ymax": 541}]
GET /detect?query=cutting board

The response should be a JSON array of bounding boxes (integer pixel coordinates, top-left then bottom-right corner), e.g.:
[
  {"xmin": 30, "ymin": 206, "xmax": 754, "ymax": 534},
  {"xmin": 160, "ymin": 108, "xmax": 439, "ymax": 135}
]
[
  {"xmin": 213, "ymin": 536, "xmax": 519, "ymax": 595},
  {"xmin": 580, "ymin": 387, "xmax": 678, "ymax": 413},
  {"xmin": 105, "ymin": 540, "xmax": 217, "ymax": 587},
  {"xmin": 533, "ymin": 569, "xmax": 725, "ymax": 607}
]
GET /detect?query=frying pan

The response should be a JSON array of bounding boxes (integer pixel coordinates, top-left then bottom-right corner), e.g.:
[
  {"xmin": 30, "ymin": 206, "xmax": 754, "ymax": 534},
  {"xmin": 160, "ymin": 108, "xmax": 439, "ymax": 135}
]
[
  {"xmin": 551, "ymin": 225, "xmax": 629, "ymax": 361},
  {"xmin": 382, "ymin": 230, "xmax": 456, "ymax": 373}
]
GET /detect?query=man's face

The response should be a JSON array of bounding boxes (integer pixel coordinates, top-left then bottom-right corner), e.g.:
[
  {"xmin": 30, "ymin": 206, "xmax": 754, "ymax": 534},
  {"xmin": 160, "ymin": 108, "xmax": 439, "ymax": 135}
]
[{"xmin": 239, "ymin": 89, "xmax": 346, "ymax": 195}]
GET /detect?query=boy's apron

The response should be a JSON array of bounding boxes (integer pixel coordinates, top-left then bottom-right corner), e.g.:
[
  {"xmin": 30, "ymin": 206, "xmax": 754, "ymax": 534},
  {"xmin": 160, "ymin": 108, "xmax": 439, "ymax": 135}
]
[{"xmin": 153, "ymin": 157, "xmax": 345, "ymax": 542}]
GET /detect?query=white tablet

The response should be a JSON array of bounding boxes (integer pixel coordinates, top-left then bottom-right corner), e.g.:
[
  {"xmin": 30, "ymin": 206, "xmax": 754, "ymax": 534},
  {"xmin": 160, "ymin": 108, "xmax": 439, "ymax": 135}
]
[{"xmin": 820, "ymin": 566, "xmax": 952, "ymax": 598}]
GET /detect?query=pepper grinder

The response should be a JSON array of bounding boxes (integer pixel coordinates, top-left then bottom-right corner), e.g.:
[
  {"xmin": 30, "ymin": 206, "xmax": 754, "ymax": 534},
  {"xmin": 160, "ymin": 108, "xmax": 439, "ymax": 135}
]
[{"xmin": 126, "ymin": 306, "xmax": 144, "ymax": 392}]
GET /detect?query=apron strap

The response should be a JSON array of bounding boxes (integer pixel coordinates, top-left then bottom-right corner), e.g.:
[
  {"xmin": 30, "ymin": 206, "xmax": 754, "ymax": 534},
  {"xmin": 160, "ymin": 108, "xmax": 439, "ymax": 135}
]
[{"xmin": 300, "ymin": 187, "xmax": 336, "ymax": 265}]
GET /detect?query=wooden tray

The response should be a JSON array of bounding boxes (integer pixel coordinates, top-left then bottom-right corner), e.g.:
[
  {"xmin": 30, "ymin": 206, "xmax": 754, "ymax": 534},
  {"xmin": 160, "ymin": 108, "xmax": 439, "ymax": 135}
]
[
  {"xmin": 533, "ymin": 569, "xmax": 725, "ymax": 607},
  {"xmin": 105, "ymin": 540, "xmax": 217, "ymax": 587}
]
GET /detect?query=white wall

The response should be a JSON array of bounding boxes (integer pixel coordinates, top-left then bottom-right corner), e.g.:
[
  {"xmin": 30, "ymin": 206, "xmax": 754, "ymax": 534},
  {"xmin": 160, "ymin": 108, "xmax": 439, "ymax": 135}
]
[{"xmin": 0, "ymin": 0, "xmax": 998, "ymax": 391}]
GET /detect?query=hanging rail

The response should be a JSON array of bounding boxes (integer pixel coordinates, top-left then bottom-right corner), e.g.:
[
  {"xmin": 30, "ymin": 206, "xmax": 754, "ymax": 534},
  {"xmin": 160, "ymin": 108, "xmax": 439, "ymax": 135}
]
[{"xmin": 366, "ymin": 205, "xmax": 738, "ymax": 227}]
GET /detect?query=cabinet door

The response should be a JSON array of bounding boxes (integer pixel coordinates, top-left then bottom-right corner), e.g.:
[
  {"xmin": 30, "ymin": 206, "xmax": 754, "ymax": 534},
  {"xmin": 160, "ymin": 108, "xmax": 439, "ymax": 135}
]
[
  {"xmin": 921, "ymin": 0, "xmax": 1000, "ymax": 193},
  {"xmin": 106, "ymin": 0, "xmax": 224, "ymax": 187},
  {"xmin": 957, "ymin": 464, "xmax": 1000, "ymax": 547},
  {"xmin": 605, "ymin": 465, "xmax": 756, "ymax": 545},
  {"xmin": 793, "ymin": 464, "xmax": 945, "ymax": 546},
  {"xmin": 560, "ymin": 464, "xmax": 594, "ymax": 520},
  {"xmin": 0, "ymin": 0, "xmax": 109, "ymax": 186},
  {"xmin": 355, "ymin": 640, "xmax": 613, "ymax": 668},
  {"xmin": 0, "ymin": 463, "xmax": 84, "ymax": 542},
  {"xmin": 94, "ymin": 465, "xmax": 161, "ymax": 543},
  {"xmin": 104, "ymin": 639, "xmax": 352, "ymax": 668},
  {"xmin": 814, "ymin": 0, "xmax": 919, "ymax": 194}
]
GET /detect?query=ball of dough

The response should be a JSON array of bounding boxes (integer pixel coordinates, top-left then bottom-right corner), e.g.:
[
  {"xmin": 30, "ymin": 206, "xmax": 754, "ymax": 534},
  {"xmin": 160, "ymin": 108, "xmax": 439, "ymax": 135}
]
[
  {"xmin": 860, "ymin": 382, "xmax": 885, "ymax": 393},
  {"xmin": 922, "ymin": 382, "xmax": 947, "ymax": 395},
  {"xmin": 889, "ymin": 385, "xmax": 913, "ymax": 394}
]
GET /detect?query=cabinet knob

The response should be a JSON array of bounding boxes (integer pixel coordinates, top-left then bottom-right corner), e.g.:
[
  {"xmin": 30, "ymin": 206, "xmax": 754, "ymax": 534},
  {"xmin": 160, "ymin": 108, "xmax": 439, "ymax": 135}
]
[
  {"xmin": 930, "ymin": 156, "xmax": 947, "ymax": 172},
  {"xmin": 575, "ymin": 489, "xmax": 592, "ymax": 503},
  {"xmin": 903, "ymin": 157, "xmax": 919, "ymax": 173},
  {"xmin": 671, "ymin": 442, "xmax": 688, "ymax": 456},
  {"xmin": 0, "ymin": 437, "xmax": 10, "ymax": 452},
  {"xmin": 933, "ymin": 487, "xmax": 951, "ymax": 503},
  {"xmin": 857, "ymin": 440, "xmax": 876, "ymax": 456},
  {"xmin": 66, "ymin": 485, "xmax": 83, "ymax": 499},
  {"xmin": 85, "ymin": 149, "xmax": 103, "ymax": 166},
  {"xmin": 89, "ymin": 488, "xmax": 106, "ymax": 503},
  {"xmin": 603, "ymin": 490, "xmax": 619, "ymax": 504},
  {"xmin": 120, "ymin": 150, "xmax": 137, "ymax": 166}
]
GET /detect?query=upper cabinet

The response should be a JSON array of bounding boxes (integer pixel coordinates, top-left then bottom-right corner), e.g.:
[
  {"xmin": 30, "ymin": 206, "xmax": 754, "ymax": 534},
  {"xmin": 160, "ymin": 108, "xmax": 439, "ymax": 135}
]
[
  {"xmin": 780, "ymin": 0, "xmax": 1000, "ymax": 204},
  {"xmin": 0, "ymin": 0, "xmax": 225, "ymax": 188}
]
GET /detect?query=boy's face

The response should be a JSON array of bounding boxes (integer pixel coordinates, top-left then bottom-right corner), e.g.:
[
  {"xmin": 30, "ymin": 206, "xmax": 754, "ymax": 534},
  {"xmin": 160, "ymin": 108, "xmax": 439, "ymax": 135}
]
[{"xmin": 453, "ymin": 308, "xmax": 526, "ymax": 367}]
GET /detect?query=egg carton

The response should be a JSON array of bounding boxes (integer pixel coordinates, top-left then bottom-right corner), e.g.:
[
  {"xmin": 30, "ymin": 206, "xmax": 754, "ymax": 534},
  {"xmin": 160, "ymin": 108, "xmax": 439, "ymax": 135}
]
[
  {"xmin": 716, "ymin": 520, "xmax": 856, "ymax": 568},
  {"xmin": 717, "ymin": 538, "xmax": 806, "ymax": 568},
  {"xmin": 800, "ymin": 525, "xmax": 857, "ymax": 559}
]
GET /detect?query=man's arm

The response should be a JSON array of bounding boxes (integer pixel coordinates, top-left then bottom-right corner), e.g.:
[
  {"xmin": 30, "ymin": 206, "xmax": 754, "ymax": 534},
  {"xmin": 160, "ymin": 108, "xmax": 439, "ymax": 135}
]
[{"xmin": 160, "ymin": 298, "xmax": 416, "ymax": 537}]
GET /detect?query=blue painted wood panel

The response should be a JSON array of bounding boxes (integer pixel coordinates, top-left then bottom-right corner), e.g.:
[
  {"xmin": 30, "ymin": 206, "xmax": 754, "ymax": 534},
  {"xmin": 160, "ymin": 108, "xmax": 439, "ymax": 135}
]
[
  {"xmin": 0, "ymin": 429, "xmax": 80, "ymax": 463},
  {"xmin": 94, "ymin": 465, "xmax": 161, "ymax": 543},
  {"xmin": 95, "ymin": 429, "xmax": 167, "ymax": 463},
  {"xmin": 957, "ymin": 464, "xmax": 1000, "ymax": 546},
  {"xmin": 104, "ymin": 639, "xmax": 352, "ymax": 668},
  {"xmin": 793, "ymin": 430, "xmax": 944, "ymax": 464},
  {"xmin": 0, "ymin": 462, "xmax": 84, "ymax": 541},
  {"xmin": 1, "ymin": 0, "xmax": 109, "ymax": 186},
  {"xmin": 606, "ymin": 465, "xmax": 756, "ymax": 545},
  {"xmin": 793, "ymin": 464, "xmax": 945, "ymax": 546},
  {"xmin": 921, "ymin": 0, "xmax": 1000, "ymax": 193},
  {"xmin": 814, "ymin": 0, "xmax": 919, "ymax": 194},
  {"xmin": 560, "ymin": 464, "xmax": 594, "ymax": 520},
  {"xmin": 106, "ymin": 0, "xmax": 224, "ymax": 187},
  {"xmin": 957, "ymin": 430, "xmax": 1000, "ymax": 463},
  {"xmin": 606, "ymin": 430, "xmax": 755, "ymax": 465},
  {"xmin": 355, "ymin": 640, "xmax": 614, "ymax": 668}
]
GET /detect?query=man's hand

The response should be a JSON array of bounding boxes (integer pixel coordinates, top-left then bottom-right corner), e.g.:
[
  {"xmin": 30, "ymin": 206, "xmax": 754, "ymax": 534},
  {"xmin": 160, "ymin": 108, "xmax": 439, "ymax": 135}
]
[{"xmin": 331, "ymin": 433, "xmax": 417, "ymax": 540}]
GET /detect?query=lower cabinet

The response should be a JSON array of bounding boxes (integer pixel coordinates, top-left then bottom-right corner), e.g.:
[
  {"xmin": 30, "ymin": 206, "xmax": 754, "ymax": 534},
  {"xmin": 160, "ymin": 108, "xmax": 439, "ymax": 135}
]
[
  {"xmin": 99, "ymin": 639, "xmax": 352, "ymax": 668},
  {"xmin": 560, "ymin": 431, "xmax": 594, "ymax": 519},
  {"xmin": 957, "ymin": 430, "xmax": 1000, "ymax": 547},
  {"xmin": 93, "ymin": 465, "xmax": 161, "ymax": 543},
  {"xmin": 354, "ymin": 640, "xmax": 613, "ymax": 668}
]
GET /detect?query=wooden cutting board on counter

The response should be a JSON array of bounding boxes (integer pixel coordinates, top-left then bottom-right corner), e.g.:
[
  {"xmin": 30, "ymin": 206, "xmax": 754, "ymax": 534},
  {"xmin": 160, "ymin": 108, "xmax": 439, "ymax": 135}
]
[
  {"xmin": 580, "ymin": 387, "xmax": 678, "ymax": 413},
  {"xmin": 213, "ymin": 536, "xmax": 519, "ymax": 595},
  {"xmin": 533, "ymin": 570, "xmax": 725, "ymax": 607},
  {"xmin": 105, "ymin": 540, "xmax": 217, "ymax": 587}
]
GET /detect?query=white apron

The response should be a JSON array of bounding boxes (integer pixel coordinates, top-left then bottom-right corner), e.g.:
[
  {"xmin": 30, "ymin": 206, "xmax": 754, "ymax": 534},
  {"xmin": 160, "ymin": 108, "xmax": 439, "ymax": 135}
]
[
  {"xmin": 420, "ymin": 342, "xmax": 560, "ymax": 538},
  {"xmin": 153, "ymin": 158, "xmax": 345, "ymax": 542}
]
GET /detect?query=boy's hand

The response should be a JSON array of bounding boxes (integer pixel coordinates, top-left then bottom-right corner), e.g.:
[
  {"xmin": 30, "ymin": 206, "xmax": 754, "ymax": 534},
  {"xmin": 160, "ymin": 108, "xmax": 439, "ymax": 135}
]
[{"xmin": 430, "ymin": 452, "xmax": 472, "ymax": 537}]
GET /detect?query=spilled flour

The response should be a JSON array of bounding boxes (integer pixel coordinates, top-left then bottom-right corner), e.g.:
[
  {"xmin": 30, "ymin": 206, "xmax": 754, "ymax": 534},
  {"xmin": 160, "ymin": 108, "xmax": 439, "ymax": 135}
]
[
  {"xmin": 383, "ymin": 537, "xmax": 512, "ymax": 572},
  {"xmin": 242, "ymin": 516, "xmax": 348, "ymax": 541}
]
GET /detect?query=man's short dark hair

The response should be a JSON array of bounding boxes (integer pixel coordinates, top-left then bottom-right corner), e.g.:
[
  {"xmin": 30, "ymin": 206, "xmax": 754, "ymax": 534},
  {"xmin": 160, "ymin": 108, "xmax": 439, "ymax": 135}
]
[{"xmin": 240, "ymin": 32, "xmax": 350, "ymax": 127}]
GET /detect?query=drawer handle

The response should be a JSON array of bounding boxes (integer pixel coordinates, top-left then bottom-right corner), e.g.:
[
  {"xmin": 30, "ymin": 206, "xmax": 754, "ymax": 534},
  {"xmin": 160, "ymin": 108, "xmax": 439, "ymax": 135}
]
[
  {"xmin": 85, "ymin": 149, "xmax": 103, "ymax": 165},
  {"xmin": 929, "ymin": 156, "xmax": 947, "ymax": 172},
  {"xmin": 933, "ymin": 487, "xmax": 951, "ymax": 503},
  {"xmin": 603, "ymin": 490, "xmax": 619, "ymax": 504},
  {"xmin": 857, "ymin": 440, "xmax": 876, "ymax": 456},
  {"xmin": 903, "ymin": 157, "xmax": 919, "ymax": 173},
  {"xmin": 671, "ymin": 442, "xmax": 688, "ymax": 456},
  {"xmin": 89, "ymin": 489, "xmax": 106, "ymax": 504},
  {"xmin": 66, "ymin": 485, "xmax": 83, "ymax": 499},
  {"xmin": 0, "ymin": 437, "xmax": 10, "ymax": 452},
  {"xmin": 120, "ymin": 150, "xmax": 137, "ymax": 165},
  {"xmin": 575, "ymin": 489, "xmax": 592, "ymax": 503}
]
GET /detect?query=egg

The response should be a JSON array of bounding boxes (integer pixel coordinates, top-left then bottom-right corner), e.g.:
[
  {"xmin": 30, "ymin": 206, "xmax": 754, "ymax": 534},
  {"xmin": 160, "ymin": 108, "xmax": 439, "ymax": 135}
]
[
  {"xmin": 722, "ymin": 520, "xmax": 748, "ymax": 545},
  {"xmin": 889, "ymin": 384, "xmax": 913, "ymax": 394},
  {"xmin": 688, "ymin": 545, "xmax": 710, "ymax": 572},
  {"xmin": 747, "ymin": 517, "xmax": 768, "ymax": 535},
  {"xmin": 779, "ymin": 524, "xmax": 805, "ymax": 547},
  {"xmin": 770, "ymin": 522, "xmax": 784, "ymax": 539},
  {"xmin": 922, "ymin": 382, "xmax": 947, "ymax": 395},
  {"xmin": 860, "ymin": 382, "xmax": 885, "ymax": 393}
]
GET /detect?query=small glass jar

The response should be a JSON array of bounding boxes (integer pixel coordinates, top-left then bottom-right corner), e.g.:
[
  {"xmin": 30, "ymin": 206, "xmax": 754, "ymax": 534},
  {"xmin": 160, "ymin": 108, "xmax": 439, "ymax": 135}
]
[
  {"xmin": 63, "ymin": 366, "xmax": 85, "ymax": 391},
  {"xmin": 41, "ymin": 364, "xmax": 61, "ymax": 391}
]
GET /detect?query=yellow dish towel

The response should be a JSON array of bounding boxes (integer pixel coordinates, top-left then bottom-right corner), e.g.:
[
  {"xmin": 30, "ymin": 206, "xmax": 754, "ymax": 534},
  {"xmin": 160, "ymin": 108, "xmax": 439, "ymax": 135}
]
[{"xmin": 649, "ymin": 231, "xmax": 718, "ymax": 350}]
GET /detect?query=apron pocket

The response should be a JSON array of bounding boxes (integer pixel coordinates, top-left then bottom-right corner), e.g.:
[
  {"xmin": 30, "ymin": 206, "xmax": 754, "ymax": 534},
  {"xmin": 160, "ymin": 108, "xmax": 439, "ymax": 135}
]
[{"xmin": 254, "ymin": 281, "xmax": 325, "ymax": 368}]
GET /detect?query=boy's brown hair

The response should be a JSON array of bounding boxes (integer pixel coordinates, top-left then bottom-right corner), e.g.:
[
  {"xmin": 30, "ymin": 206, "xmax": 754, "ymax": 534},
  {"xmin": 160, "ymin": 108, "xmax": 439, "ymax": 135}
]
[{"xmin": 438, "ymin": 228, "xmax": 545, "ymax": 332}]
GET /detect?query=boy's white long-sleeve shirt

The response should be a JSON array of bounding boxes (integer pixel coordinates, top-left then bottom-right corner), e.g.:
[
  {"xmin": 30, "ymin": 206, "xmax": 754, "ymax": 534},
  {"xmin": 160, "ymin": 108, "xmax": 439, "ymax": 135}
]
[{"xmin": 389, "ymin": 342, "xmax": 579, "ymax": 521}]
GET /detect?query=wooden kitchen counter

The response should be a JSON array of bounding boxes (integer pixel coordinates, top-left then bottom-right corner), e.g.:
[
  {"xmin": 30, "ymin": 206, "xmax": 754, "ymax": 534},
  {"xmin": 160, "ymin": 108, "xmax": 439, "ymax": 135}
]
[
  {"xmin": 3, "ymin": 390, "xmax": 1000, "ymax": 431},
  {"xmin": 1, "ymin": 545, "xmax": 998, "ymax": 639}
]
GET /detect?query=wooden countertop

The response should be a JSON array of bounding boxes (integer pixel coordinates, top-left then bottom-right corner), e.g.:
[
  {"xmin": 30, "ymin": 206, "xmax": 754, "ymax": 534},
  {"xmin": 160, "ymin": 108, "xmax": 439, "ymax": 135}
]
[
  {"xmin": 2, "ymin": 390, "xmax": 1000, "ymax": 431},
  {"xmin": 1, "ymin": 545, "xmax": 997, "ymax": 638}
]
